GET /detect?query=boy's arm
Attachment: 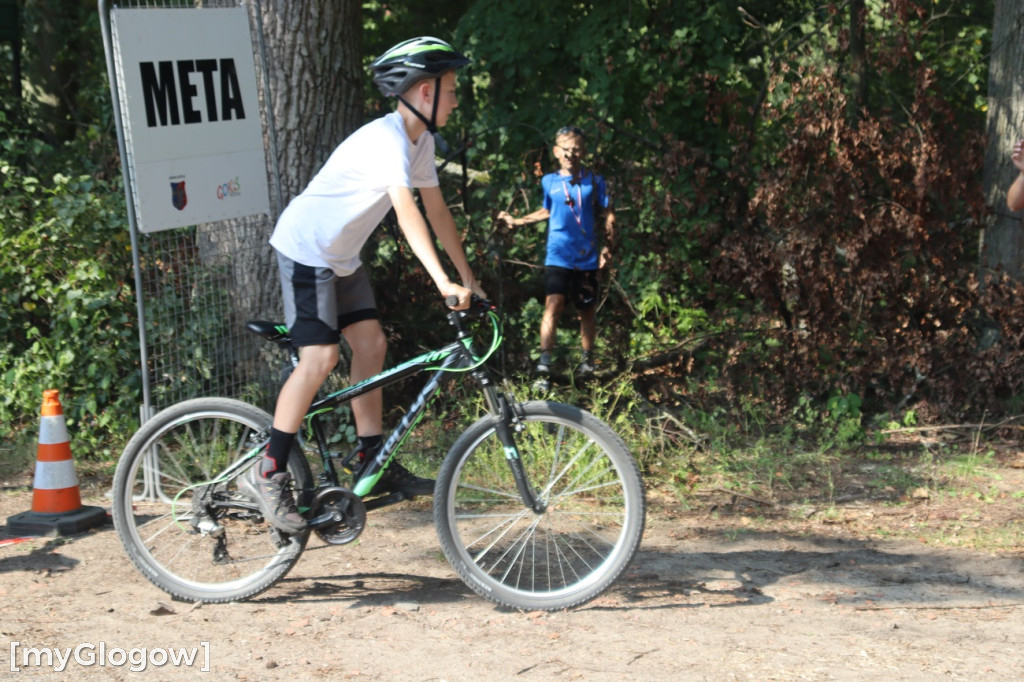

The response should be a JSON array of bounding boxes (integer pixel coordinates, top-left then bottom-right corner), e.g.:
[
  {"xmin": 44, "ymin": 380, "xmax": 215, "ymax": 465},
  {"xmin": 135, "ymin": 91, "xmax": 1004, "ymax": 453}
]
[
  {"xmin": 497, "ymin": 207, "xmax": 550, "ymax": 227},
  {"xmin": 1009, "ymin": 175, "xmax": 1024, "ymax": 212},
  {"xmin": 388, "ymin": 185, "xmax": 473, "ymax": 307},
  {"xmin": 1009, "ymin": 139, "xmax": 1024, "ymax": 212},
  {"xmin": 419, "ymin": 185, "xmax": 485, "ymax": 297},
  {"xmin": 599, "ymin": 206, "xmax": 616, "ymax": 269}
]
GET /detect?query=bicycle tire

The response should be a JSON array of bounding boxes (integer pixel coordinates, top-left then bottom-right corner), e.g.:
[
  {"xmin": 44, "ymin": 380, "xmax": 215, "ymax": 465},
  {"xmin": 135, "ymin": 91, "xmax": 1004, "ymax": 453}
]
[
  {"xmin": 111, "ymin": 397, "xmax": 313, "ymax": 603},
  {"xmin": 434, "ymin": 400, "xmax": 645, "ymax": 610}
]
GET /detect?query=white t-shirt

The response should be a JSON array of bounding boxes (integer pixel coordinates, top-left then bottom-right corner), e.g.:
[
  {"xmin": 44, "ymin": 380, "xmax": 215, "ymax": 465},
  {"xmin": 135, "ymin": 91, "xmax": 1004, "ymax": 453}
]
[{"xmin": 270, "ymin": 111, "xmax": 439, "ymax": 276}]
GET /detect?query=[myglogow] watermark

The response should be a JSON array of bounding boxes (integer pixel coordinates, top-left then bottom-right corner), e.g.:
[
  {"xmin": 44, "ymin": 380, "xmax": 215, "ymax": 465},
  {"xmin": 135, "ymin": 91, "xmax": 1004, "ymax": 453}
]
[{"xmin": 10, "ymin": 641, "xmax": 210, "ymax": 673}]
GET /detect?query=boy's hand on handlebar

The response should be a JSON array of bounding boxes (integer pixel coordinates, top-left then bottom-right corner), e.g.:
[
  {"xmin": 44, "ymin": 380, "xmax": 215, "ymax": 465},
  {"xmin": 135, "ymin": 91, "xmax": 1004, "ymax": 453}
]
[
  {"xmin": 443, "ymin": 282, "xmax": 473, "ymax": 310},
  {"xmin": 466, "ymin": 279, "xmax": 488, "ymax": 300}
]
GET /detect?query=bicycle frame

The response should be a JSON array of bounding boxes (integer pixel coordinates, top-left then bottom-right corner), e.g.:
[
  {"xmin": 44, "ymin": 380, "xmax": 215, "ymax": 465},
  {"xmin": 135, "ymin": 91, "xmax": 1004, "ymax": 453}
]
[
  {"xmin": 297, "ymin": 304, "xmax": 539, "ymax": 508},
  {"xmin": 309, "ymin": 337, "xmax": 470, "ymax": 496}
]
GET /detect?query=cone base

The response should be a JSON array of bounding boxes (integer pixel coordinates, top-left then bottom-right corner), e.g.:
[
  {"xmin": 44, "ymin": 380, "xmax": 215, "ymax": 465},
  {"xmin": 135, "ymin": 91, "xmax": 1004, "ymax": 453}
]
[{"xmin": 6, "ymin": 506, "xmax": 108, "ymax": 537}]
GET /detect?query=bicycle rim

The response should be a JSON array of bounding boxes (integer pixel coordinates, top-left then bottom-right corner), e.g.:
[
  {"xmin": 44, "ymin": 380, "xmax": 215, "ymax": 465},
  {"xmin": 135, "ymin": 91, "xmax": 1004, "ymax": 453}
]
[
  {"xmin": 111, "ymin": 398, "xmax": 310, "ymax": 603},
  {"xmin": 434, "ymin": 400, "xmax": 645, "ymax": 610}
]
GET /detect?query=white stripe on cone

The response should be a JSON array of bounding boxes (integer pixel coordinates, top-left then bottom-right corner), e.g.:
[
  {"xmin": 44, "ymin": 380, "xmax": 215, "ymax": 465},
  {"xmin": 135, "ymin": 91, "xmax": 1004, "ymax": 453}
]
[
  {"xmin": 33, "ymin": 459, "xmax": 80, "ymax": 491},
  {"xmin": 39, "ymin": 415, "xmax": 70, "ymax": 445}
]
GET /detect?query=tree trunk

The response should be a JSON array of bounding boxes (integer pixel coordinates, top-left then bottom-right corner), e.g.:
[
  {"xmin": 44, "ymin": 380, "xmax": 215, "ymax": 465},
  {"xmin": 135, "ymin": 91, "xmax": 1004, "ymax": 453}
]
[
  {"xmin": 847, "ymin": 0, "xmax": 867, "ymax": 120},
  {"xmin": 981, "ymin": 1, "xmax": 1024, "ymax": 280},
  {"xmin": 258, "ymin": 0, "xmax": 364, "ymax": 204},
  {"xmin": 182, "ymin": 0, "xmax": 362, "ymax": 408}
]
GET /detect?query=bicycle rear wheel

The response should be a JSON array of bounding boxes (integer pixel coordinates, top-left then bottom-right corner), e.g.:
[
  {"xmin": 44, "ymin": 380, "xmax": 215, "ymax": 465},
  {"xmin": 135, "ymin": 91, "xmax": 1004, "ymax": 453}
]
[
  {"xmin": 111, "ymin": 398, "xmax": 313, "ymax": 603},
  {"xmin": 434, "ymin": 400, "xmax": 645, "ymax": 610}
]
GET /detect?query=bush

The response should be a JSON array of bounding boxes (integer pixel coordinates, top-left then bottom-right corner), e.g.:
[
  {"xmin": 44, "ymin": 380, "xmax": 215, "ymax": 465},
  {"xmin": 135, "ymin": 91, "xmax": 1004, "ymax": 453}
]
[{"xmin": 0, "ymin": 115, "xmax": 139, "ymax": 458}]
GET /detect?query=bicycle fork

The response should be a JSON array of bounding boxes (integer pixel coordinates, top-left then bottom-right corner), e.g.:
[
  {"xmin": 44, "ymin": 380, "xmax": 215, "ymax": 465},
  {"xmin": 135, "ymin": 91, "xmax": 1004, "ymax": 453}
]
[{"xmin": 491, "ymin": 393, "xmax": 545, "ymax": 514}]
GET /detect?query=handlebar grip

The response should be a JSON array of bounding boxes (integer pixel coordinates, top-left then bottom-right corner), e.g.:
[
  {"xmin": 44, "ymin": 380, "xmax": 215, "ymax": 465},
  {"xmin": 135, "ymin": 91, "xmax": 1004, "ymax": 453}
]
[{"xmin": 445, "ymin": 295, "xmax": 460, "ymax": 308}]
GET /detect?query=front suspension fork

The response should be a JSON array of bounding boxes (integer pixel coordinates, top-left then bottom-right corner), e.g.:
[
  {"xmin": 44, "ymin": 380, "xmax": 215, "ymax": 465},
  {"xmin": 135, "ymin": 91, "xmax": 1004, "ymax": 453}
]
[{"xmin": 490, "ymin": 393, "xmax": 545, "ymax": 514}]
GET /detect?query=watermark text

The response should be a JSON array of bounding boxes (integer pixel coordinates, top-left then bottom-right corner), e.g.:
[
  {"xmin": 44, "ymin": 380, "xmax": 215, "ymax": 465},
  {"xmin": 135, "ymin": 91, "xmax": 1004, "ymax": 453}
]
[{"xmin": 10, "ymin": 641, "xmax": 210, "ymax": 673}]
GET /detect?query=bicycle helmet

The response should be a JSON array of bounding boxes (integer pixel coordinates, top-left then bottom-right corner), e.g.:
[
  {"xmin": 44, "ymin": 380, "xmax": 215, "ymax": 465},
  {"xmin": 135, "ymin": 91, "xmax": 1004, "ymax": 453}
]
[{"xmin": 370, "ymin": 36, "xmax": 470, "ymax": 97}]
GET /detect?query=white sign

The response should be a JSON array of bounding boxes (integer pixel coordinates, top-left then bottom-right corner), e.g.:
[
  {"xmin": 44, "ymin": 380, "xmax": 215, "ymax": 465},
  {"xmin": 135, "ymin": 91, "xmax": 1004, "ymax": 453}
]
[{"xmin": 111, "ymin": 7, "xmax": 270, "ymax": 232}]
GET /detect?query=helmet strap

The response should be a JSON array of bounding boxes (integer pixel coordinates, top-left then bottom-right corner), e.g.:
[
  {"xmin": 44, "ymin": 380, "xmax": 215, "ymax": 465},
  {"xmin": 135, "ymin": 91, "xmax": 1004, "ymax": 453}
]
[{"xmin": 394, "ymin": 76, "xmax": 442, "ymax": 135}]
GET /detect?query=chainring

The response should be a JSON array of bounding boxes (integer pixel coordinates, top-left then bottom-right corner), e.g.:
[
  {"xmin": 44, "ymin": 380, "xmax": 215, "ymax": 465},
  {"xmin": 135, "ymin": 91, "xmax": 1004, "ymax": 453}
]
[{"xmin": 312, "ymin": 486, "xmax": 367, "ymax": 545}]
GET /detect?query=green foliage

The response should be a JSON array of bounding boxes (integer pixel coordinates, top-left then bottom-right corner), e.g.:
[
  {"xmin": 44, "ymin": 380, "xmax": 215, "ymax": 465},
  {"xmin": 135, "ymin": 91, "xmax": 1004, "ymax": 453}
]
[
  {"xmin": 0, "ymin": 1, "xmax": 139, "ymax": 458},
  {"xmin": 0, "ymin": 113, "xmax": 139, "ymax": 457},
  {"xmin": 441, "ymin": 0, "xmax": 1003, "ymax": 450},
  {"xmin": 0, "ymin": 0, "xmax": 1007, "ymax": 478}
]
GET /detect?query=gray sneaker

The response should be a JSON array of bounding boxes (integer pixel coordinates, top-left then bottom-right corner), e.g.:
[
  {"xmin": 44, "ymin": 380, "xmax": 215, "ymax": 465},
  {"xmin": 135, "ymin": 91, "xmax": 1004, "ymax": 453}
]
[
  {"xmin": 239, "ymin": 466, "xmax": 307, "ymax": 534},
  {"xmin": 535, "ymin": 351, "xmax": 553, "ymax": 375},
  {"xmin": 575, "ymin": 359, "xmax": 596, "ymax": 377}
]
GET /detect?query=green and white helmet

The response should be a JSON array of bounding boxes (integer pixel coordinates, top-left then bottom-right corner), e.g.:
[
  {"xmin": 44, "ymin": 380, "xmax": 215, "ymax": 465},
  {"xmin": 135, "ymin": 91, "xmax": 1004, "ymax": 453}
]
[{"xmin": 370, "ymin": 36, "xmax": 470, "ymax": 97}]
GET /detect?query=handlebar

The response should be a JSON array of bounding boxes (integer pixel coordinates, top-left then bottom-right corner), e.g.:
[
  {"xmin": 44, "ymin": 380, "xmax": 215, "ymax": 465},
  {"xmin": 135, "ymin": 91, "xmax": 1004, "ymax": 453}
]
[
  {"xmin": 443, "ymin": 295, "xmax": 502, "ymax": 370},
  {"xmin": 444, "ymin": 294, "xmax": 495, "ymax": 320}
]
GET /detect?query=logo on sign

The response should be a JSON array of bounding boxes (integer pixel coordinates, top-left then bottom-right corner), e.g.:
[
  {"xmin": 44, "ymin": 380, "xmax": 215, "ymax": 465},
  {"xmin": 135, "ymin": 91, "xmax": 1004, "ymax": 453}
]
[
  {"xmin": 216, "ymin": 177, "xmax": 241, "ymax": 200},
  {"xmin": 170, "ymin": 179, "xmax": 187, "ymax": 211}
]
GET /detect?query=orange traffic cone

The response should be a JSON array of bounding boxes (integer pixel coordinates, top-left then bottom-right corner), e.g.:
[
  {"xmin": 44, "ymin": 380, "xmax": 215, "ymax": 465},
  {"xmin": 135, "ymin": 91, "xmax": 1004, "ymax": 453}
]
[{"xmin": 6, "ymin": 390, "xmax": 107, "ymax": 537}]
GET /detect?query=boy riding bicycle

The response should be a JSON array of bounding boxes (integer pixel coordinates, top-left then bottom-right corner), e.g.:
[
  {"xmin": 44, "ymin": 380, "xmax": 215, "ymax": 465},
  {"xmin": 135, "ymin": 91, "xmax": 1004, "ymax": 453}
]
[{"xmin": 243, "ymin": 37, "xmax": 486, "ymax": 534}]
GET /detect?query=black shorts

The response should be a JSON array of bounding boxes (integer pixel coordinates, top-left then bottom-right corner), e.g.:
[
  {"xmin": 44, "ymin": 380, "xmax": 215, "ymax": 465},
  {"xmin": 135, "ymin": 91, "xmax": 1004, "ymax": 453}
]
[
  {"xmin": 544, "ymin": 266, "xmax": 599, "ymax": 310},
  {"xmin": 277, "ymin": 252, "xmax": 379, "ymax": 347}
]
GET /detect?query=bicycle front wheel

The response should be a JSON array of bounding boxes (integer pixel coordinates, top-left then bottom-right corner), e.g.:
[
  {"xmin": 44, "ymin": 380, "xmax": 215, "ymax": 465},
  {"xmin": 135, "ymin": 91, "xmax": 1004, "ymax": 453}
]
[
  {"xmin": 434, "ymin": 400, "xmax": 645, "ymax": 610},
  {"xmin": 111, "ymin": 398, "xmax": 312, "ymax": 603}
]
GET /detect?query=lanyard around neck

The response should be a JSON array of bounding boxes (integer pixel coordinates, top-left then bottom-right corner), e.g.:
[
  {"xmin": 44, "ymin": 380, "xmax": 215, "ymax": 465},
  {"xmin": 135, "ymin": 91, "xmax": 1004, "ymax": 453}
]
[{"xmin": 559, "ymin": 176, "xmax": 583, "ymax": 226}]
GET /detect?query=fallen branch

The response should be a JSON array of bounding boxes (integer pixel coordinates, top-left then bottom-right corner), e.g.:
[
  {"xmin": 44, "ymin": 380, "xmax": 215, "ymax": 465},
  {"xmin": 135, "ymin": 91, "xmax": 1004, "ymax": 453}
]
[{"xmin": 880, "ymin": 415, "xmax": 1024, "ymax": 435}]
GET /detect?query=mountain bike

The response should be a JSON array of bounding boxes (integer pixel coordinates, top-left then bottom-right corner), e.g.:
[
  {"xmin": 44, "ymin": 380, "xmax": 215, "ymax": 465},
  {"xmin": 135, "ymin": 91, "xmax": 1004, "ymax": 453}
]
[{"xmin": 111, "ymin": 297, "xmax": 645, "ymax": 610}]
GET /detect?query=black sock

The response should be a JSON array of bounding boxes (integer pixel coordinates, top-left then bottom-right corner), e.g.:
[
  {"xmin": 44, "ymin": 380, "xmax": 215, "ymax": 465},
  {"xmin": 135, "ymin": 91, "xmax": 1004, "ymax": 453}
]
[
  {"xmin": 357, "ymin": 434, "xmax": 383, "ymax": 456},
  {"xmin": 262, "ymin": 428, "xmax": 296, "ymax": 477},
  {"xmin": 352, "ymin": 435, "xmax": 383, "ymax": 476}
]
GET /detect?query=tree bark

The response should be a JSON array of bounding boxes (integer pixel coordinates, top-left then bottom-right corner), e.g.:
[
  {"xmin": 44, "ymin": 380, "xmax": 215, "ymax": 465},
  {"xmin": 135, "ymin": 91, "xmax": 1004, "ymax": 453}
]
[
  {"xmin": 981, "ymin": 0, "xmax": 1024, "ymax": 280},
  {"xmin": 258, "ymin": 0, "xmax": 364, "ymax": 204}
]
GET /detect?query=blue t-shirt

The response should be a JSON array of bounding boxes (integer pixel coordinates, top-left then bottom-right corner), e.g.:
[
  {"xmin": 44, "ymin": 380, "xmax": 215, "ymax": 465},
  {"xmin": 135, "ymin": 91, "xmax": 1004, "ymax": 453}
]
[{"xmin": 540, "ymin": 170, "xmax": 609, "ymax": 270}]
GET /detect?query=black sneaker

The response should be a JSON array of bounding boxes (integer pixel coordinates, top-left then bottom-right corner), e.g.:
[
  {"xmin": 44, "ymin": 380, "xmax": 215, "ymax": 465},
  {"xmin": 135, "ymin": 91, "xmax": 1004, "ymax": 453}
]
[
  {"xmin": 239, "ymin": 463, "xmax": 307, "ymax": 534},
  {"xmin": 368, "ymin": 460, "xmax": 435, "ymax": 497}
]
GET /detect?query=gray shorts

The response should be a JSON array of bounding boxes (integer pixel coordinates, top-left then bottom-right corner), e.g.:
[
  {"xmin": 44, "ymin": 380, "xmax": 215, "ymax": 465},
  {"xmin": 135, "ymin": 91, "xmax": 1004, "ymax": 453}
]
[{"xmin": 277, "ymin": 252, "xmax": 378, "ymax": 347}]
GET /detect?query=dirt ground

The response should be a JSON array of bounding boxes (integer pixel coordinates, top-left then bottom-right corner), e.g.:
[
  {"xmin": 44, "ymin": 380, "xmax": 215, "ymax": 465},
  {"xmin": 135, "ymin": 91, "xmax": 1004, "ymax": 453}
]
[{"xmin": 2, "ymin": 459, "xmax": 1023, "ymax": 681}]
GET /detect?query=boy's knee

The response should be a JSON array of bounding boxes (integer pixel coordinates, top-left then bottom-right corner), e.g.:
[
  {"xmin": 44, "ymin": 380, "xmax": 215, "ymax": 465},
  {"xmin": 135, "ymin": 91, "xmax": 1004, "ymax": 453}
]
[
  {"xmin": 299, "ymin": 344, "xmax": 340, "ymax": 378},
  {"xmin": 347, "ymin": 324, "xmax": 387, "ymax": 361},
  {"xmin": 545, "ymin": 295, "xmax": 566, "ymax": 314}
]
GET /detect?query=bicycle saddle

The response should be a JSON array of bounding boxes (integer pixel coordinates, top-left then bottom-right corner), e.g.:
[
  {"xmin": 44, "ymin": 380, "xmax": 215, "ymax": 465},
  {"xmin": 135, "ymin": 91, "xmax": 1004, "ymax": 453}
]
[{"xmin": 245, "ymin": 320, "xmax": 292, "ymax": 348}]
